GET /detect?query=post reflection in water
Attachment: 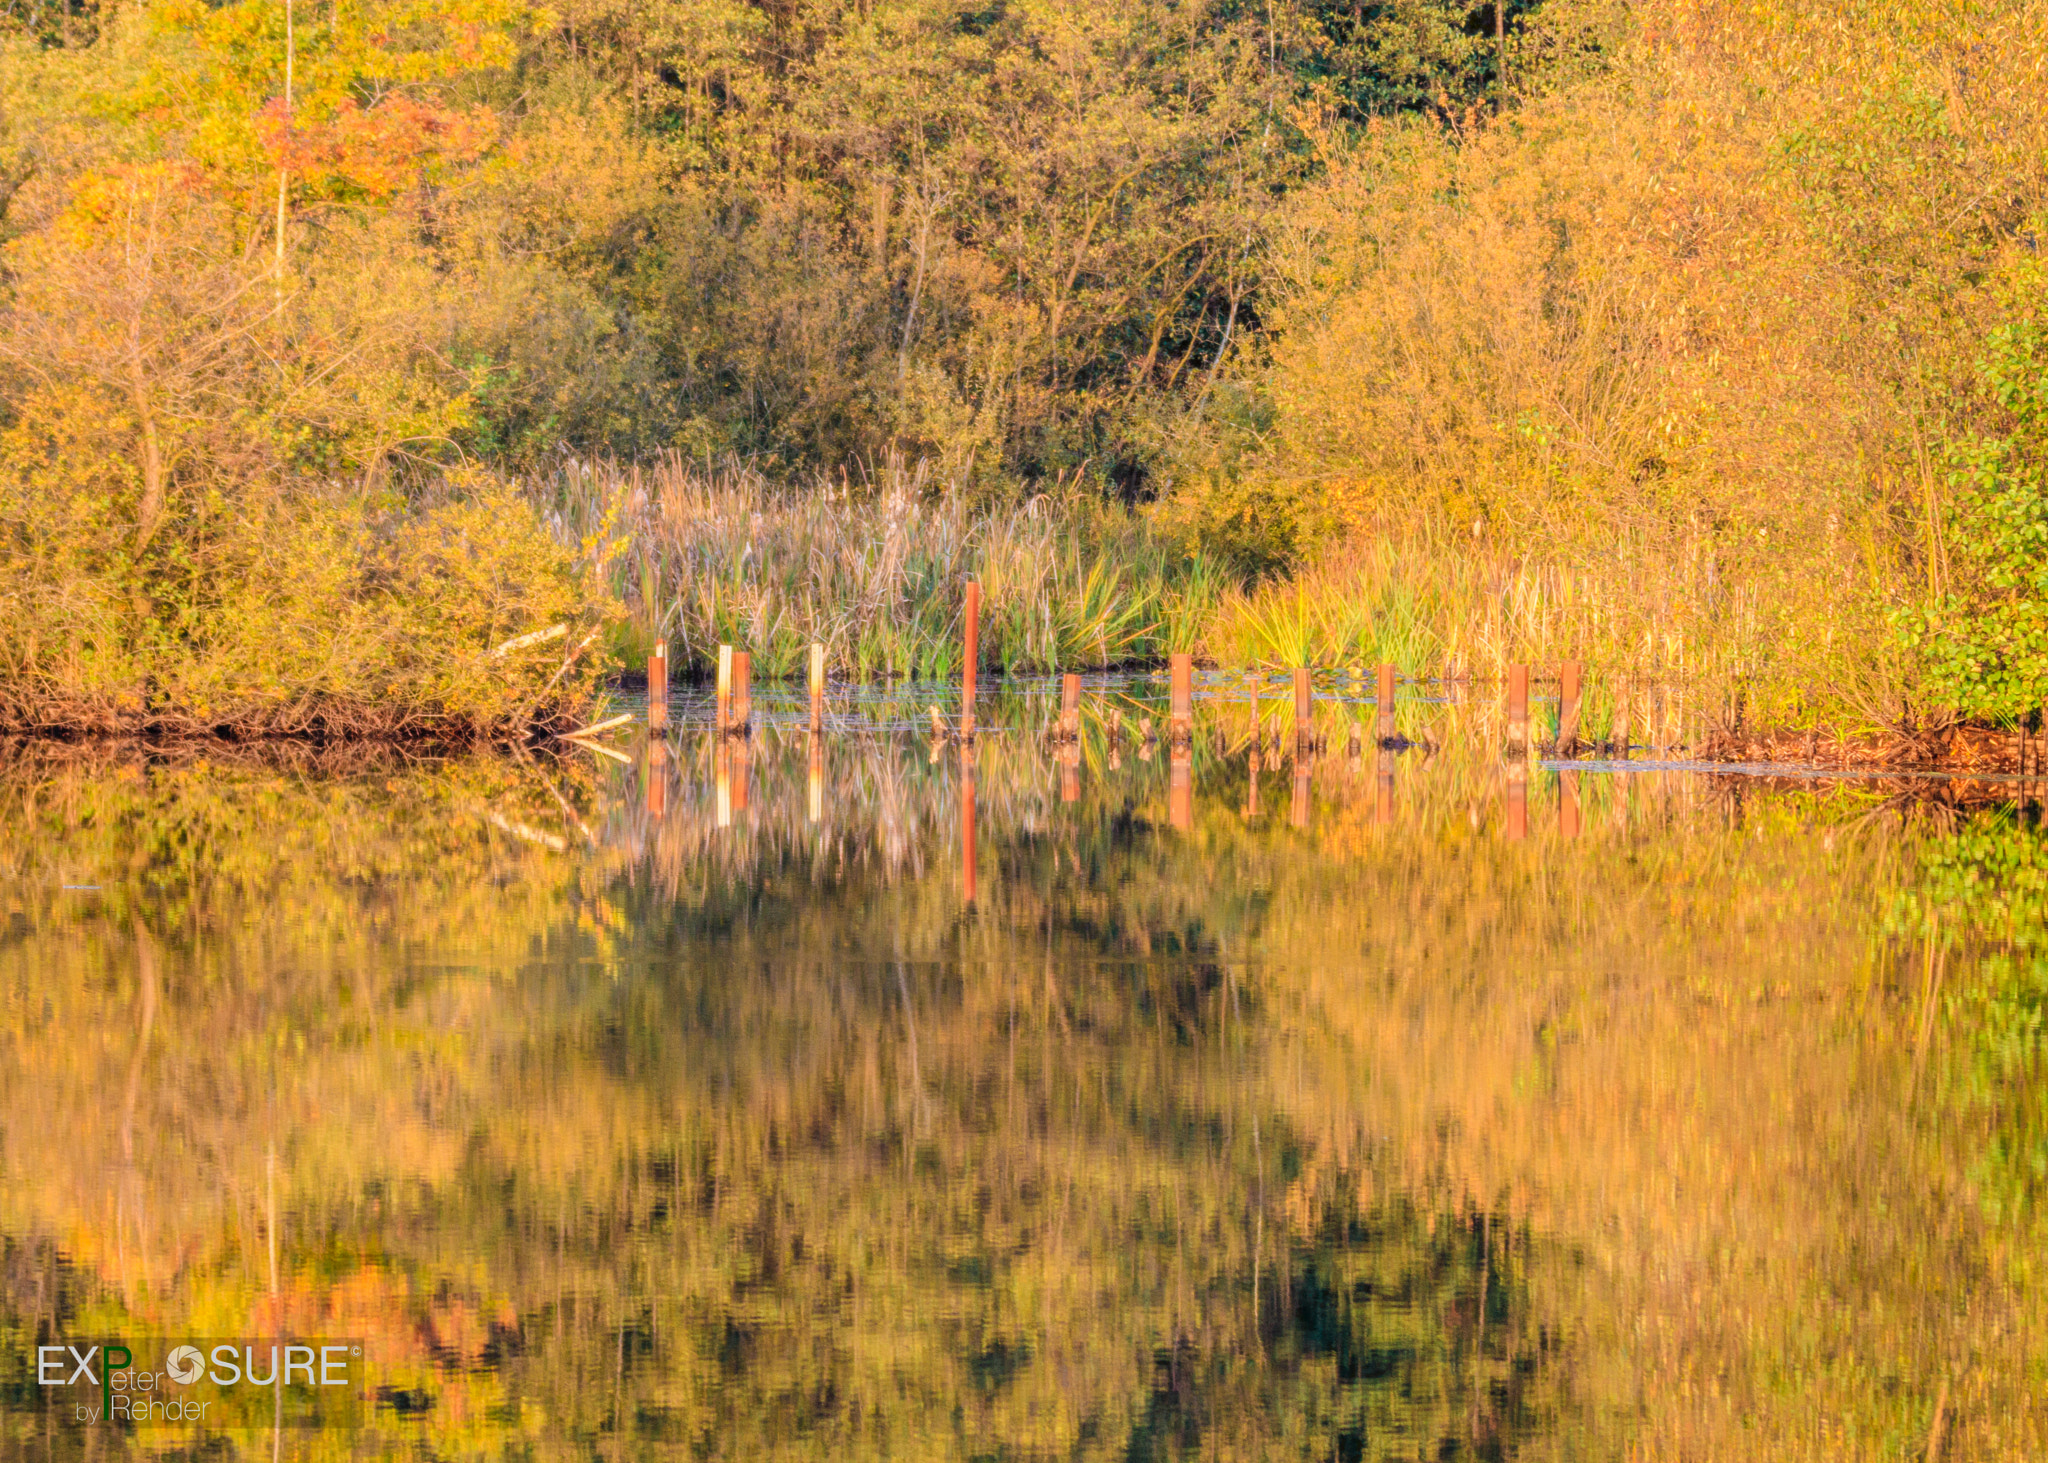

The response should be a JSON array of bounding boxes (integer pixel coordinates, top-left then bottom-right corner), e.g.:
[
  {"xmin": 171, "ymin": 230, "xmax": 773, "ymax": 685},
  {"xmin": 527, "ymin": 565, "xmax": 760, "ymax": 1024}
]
[
  {"xmin": 8, "ymin": 676, "xmax": 2046, "ymax": 1463},
  {"xmin": 1289, "ymin": 748, "xmax": 1311, "ymax": 828},
  {"xmin": 1060, "ymin": 745, "xmax": 1080, "ymax": 803},
  {"xmin": 959, "ymin": 742, "xmax": 977, "ymax": 901},
  {"xmin": 646, "ymin": 736, "xmax": 668, "ymax": 820},
  {"xmin": 1245, "ymin": 746, "xmax": 1261, "ymax": 818}
]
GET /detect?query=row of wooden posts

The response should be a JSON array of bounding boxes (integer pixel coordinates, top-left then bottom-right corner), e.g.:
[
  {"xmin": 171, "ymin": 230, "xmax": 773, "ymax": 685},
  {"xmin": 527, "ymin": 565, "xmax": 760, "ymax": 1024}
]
[{"xmin": 645, "ymin": 581, "xmax": 1593, "ymax": 755}]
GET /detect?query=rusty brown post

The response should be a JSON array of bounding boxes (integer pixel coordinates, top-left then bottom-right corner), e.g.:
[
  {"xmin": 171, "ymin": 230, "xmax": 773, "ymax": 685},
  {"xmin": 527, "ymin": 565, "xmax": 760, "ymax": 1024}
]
[
  {"xmin": 715, "ymin": 644, "xmax": 733, "ymax": 734},
  {"xmin": 1376, "ymin": 662, "xmax": 1396, "ymax": 744},
  {"xmin": 1560, "ymin": 769, "xmax": 1581, "ymax": 838},
  {"xmin": 714, "ymin": 743, "xmax": 731, "ymax": 830},
  {"xmin": 1061, "ymin": 672, "xmax": 1082, "ymax": 740},
  {"xmin": 1376, "ymin": 747, "xmax": 1395, "ymax": 825},
  {"xmin": 1061, "ymin": 745, "xmax": 1080, "ymax": 803},
  {"xmin": 1169, "ymin": 653, "xmax": 1193, "ymax": 742},
  {"xmin": 1170, "ymin": 741, "xmax": 1193, "ymax": 830},
  {"xmin": 961, "ymin": 744, "xmax": 978, "ymax": 902},
  {"xmin": 1245, "ymin": 747, "xmax": 1261, "ymax": 818},
  {"xmin": 648, "ymin": 641, "xmax": 668, "ymax": 730},
  {"xmin": 1557, "ymin": 660, "xmax": 1581, "ymax": 755},
  {"xmin": 1507, "ymin": 663, "xmax": 1530, "ymax": 753},
  {"xmin": 731, "ymin": 738, "xmax": 750, "ymax": 814},
  {"xmin": 1293, "ymin": 668, "xmax": 1312, "ymax": 751},
  {"xmin": 731, "ymin": 651, "xmax": 752, "ymax": 733},
  {"xmin": 962, "ymin": 581, "xmax": 980, "ymax": 740},
  {"xmin": 1290, "ymin": 753, "xmax": 1310, "ymax": 828},
  {"xmin": 809, "ymin": 643, "xmax": 825, "ymax": 732}
]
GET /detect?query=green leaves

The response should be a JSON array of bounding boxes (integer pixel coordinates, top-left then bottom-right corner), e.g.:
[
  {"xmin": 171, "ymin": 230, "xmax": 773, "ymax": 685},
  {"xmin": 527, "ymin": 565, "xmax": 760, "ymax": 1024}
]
[{"xmin": 1903, "ymin": 321, "xmax": 2048, "ymax": 721}]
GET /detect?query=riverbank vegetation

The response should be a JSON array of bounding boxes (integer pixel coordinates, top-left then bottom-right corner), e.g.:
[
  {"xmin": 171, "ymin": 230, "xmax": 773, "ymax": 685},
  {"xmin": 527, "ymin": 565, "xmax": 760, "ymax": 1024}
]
[{"xmin": 1, "ymin": 0, "xmax": 2042, "ymax": 739}]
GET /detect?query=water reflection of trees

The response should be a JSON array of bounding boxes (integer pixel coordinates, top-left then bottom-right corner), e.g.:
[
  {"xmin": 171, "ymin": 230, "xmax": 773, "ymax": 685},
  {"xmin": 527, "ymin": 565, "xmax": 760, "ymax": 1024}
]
[{"xmin": 3, "ymin": 724, "xmax": 2047, "ymax": 1459}]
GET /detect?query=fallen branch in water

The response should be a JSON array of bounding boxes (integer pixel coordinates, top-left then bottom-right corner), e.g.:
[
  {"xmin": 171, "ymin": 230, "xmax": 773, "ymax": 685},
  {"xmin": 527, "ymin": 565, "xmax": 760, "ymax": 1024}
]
[{"xmin": 561, "ymin": 712, "xmax": 633, "ymax": 741}]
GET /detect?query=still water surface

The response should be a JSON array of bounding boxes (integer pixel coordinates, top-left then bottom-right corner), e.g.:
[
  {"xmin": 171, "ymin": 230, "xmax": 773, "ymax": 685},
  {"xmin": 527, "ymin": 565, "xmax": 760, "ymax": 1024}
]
[{"xmin": 4, "ymin": 676, "xmax": 2047, "ymax": 1460}]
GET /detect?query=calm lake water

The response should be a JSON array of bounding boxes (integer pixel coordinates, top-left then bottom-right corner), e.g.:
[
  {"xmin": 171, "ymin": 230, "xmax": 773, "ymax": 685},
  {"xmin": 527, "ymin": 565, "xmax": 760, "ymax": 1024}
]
[{"xmin": 4, "ymin": 674, "xmax": 2047, "ymax": 1460}]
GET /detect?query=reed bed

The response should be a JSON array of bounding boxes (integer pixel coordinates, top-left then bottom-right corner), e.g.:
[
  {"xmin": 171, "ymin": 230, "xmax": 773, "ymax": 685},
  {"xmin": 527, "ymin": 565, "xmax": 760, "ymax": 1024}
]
[{"xmin": 538, "ymin": 454, "xmax": 1226, "ymax": 680}]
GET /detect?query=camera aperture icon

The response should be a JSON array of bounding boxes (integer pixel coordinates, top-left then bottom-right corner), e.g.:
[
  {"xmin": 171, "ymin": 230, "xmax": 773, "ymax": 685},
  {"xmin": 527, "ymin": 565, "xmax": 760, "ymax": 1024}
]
[{"xmin": 164, "ymin": 1346, "xmax": 205, "ymax": 1384}]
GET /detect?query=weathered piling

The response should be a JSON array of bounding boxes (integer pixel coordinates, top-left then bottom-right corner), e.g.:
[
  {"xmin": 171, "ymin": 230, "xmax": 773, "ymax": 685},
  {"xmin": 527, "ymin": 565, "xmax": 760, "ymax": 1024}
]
[
  {"xmin": 1507, "ymin": 663, "xmax": 1530, "ymax": 753},
  {"xmin": 962, "ymin": 580, "xmax": 980, "ymax": 740},
  {"xmin": 716, "ymin": 645, "xmax": 733, "ymax": 733},
  {"xmin": 1245, "ymin": 747, "xmax": 1261, "ymax": 818},
  {"xmin": 1376, "ymin": 747, "xmax": 1396, "ymax": 825},
  {"xmin": 730, "ymin": 738, "xmax": 750, "ymax": 813},
  {"xmin": 1061, "ymin": 743, "xmax": 1080, "ymax": 803},
  {"xmin": 1293, "ymin": 668, "xmax": 1313, "ymax": 751},
  {"xmin": 731, "ymin": 651, "xmax": 752, "ymax": 734},
  {"xmin": 1557, "ymin": 660, "xmax": 1582, "ymax": 755},
  {"xmin": 809, "ymin": 643, "xmax": 826, "ymax": 732},
  {"xmin": 1169, "ymin": 742, "xmax": 1193, "ymax": 830},
  {"xmin": 1060, "ymin": 672, "xmax": 1082, "ymax": 740},
  {"xmin": 1170, "ymin": 654, "xmax": 1194, "ymax": 742},
  {"xmin": 1376, "ymin": 662, "xmax": 1396, "ymax": 744},
  {"xmin": 1290, "ymin": 753, "xmax": 1310, "ymax": 828},
  {"xmin": 808, "ymin": 730, "xmax": 823, "ymax": 823},
  {"xmin": 648, "ymin": 642, "xmax": 668, "ymax": 730}
]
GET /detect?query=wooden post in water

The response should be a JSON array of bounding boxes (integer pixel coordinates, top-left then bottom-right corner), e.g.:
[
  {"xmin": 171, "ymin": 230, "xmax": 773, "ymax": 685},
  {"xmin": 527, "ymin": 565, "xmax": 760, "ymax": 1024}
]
[
  {"xmin": 731, "ymin": 737, "xmax": 750, "ymax": 814},
  {"xmin": 716, "ymin": 644, "xmax": 733, "ymax": 733},
  {"xmin": 960, "ymin": 744, "xmax": 977, "ymax": 903},
  {"xmin": 714, "ymin": 743, "xmax": 731, "ymax": 829},
  {"xmin": 961, "ymin": 581, "xmax": 980, "ymax": 740},
  {"xmin": 809, "ymin": 643, "xmax": 826, "ymax": 732},
  {"xmin": 1061, "ymin": 744, "xmax": 1080, "ymax": 803},
  {"xmin": 1170, "ymin": 741, "xmax": 1193, "ymax": 830},
  {"xmin": 1060, "ymin": 672, "xmax": 1082, "ymax": 741},
  {"xmin": 1557, "ymin": 660, "xmax": 1582, "ymax": 756},
  {"xmin": 648, "ymin": 642, "xmax": 668, "ymax": 729},
  {"xmin": 1245, "ymin": 747, "xmax": 1261, "ymax": 818},
  {"xmin": 808, "ymin": 731, "xmax": 823, "ymax": 823},
  {"xmin": 1507, "ymin": 663, "xmax": 1530, "ymax": 753},
  {"xmin": 1377, "ymin": 747, "xmax": 1396, "ymax": 825},
  {"xmin": 1560, "ymin": 769, "xmax": 1581, "ymax": 838},
  {"xmin": 1376, "ymin": 662, "xmax": 1396, "ymax": 744},
  {"xmin": 1293, "ymin": 668, "xmax": 1313, "ymax": 752},
  {"xmin": 731, "ymin": 651, "xmax": 752, "ymax": 734},
  {"xmin": 1169, "ymin": 653, "xmax": 1194, "ymax": 743},
  {"xmin": 1290, "ymin": 750, "xmax": 1310, "ymax": 828}
]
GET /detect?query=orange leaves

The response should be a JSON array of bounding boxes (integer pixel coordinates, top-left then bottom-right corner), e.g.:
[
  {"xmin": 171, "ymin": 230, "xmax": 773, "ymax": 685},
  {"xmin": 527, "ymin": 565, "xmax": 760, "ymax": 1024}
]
[{"xmin": 257, "ymin": 95, "xmax": 498, "ymax": 201}]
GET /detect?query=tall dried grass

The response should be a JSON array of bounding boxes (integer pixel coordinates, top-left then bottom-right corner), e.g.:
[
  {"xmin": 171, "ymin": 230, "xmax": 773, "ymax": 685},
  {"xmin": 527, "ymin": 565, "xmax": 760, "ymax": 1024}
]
[{"xmin": 539, "ymin": 454, "xmax": 1227, "ymax": 679}]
